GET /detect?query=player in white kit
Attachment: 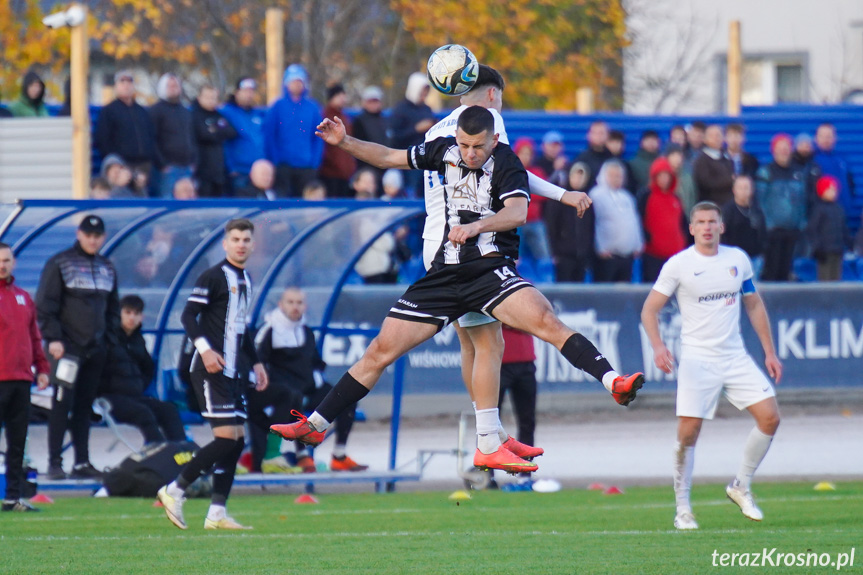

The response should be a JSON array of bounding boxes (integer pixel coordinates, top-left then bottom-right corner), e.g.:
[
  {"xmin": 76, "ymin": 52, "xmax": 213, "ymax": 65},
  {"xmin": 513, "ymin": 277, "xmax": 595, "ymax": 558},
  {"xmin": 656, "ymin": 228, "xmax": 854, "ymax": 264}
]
[{"xmin": 641, "ymin": 201, "xmax": 782, "ymax": 530}]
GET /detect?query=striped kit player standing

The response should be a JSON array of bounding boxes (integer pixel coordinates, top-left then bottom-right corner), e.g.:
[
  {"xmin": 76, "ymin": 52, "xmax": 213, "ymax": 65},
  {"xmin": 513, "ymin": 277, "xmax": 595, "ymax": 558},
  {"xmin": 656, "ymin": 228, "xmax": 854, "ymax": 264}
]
[
  {"xmin": 641, "ymin": 201, "xmax": 783, "ymax": 530},
  {"xmin": 157, "ymin": 218, "xmax": 269, "ymax": 530}
]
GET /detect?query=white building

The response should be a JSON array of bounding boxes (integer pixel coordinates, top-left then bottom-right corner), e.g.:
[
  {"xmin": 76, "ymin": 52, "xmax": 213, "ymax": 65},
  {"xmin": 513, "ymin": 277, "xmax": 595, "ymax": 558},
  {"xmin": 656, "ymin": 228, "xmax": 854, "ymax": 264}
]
[{"xmin": 623, "ymin": 0, "xmax": 863, "ymax": 114}]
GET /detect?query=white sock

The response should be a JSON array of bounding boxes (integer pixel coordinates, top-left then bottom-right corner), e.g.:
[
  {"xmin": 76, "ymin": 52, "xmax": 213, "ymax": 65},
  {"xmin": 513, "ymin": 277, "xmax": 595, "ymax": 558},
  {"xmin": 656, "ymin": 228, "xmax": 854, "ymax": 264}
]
[
  {"xmin": 308, "ymin": 412, "xmax": 331, "ymax": 432},
  {"xmin": 471, "ymin": 401, "xmax": 477, "ymax": 410},
  {"xmin": 673, "ymin": 442, "xmax": 695, "ymax": 513},
  {"xmin": 332, "ymin": 444, "xmax": 347, "ymax": 459},
  {"xmin": 206, "ymin": 504, "xmax": 226, "ymax": 521},
  {"xmin": 475, "ymin": 408, "xmax": 502, "ymax": 454},
  {"xmin": 167, "ymin": 481, "xmax": 185, "ymax": 499},
  {"xmin": 735, "ymin": 427, "xmax": 774, "ymax": 490},
  {"xmin": 601, "ymin": 371, "xmax": 620, "ymax": 393},
  {"xmin": 497, "ymin": 426, "xmax": 509, "ymax": 443}
]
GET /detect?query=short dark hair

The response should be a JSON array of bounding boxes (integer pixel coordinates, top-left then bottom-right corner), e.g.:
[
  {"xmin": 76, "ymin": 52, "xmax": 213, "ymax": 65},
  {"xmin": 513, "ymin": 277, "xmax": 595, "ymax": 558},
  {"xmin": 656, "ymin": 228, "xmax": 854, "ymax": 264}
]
[
  {"xmin": 225, "ymin": 218, "xmax": 254, "ymax": 235},
  {"xmin": 690, "ymin": 200, "xmax": 722, "ymax": 222},
  {"xmin": 608, "ymin": 130, "xmax": 625, "ymax": 142},
  {"xmin": 726, "ymin": 123, "xmax": 745, "ymax": 135},
  {"xmin": 0, "ymin": 242, "xmax": 11, "ymax": 252},
  {"xmin": 120, "ymin": 294, "xmax": 144, "ymax": 313},
  {"xmin": 640, "ymin": 130, "xmax": 659, "ymax": 141},
  {"xmin": 457, "ymin": 105, "xmax": 494, "ymax": 136},
  {"xmin": 90, "ymin": 177, "xmax": 110, "ymax": 190},
  {"xmin": 471, "ymin": 64, "xmax": 505, "ymax": 92},
  {"xmin": 690, "ymin": 121, "xmax": 707, "ymax": 132},
  {"xmin": 670, "ymin": 124, "xmax": 685, "ymax": 135}
]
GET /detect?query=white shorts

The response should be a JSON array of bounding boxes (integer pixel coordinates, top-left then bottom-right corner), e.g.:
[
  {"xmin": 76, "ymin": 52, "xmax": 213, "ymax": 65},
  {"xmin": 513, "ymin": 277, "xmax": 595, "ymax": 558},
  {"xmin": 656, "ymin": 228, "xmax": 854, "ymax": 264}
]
[
  {"xmin": 676, "ymin": 354, "xmax": 775, "ymax": 420},
  {"xmin": 423, "ymin": 238, "xmax": 498, "ymax": 329}
]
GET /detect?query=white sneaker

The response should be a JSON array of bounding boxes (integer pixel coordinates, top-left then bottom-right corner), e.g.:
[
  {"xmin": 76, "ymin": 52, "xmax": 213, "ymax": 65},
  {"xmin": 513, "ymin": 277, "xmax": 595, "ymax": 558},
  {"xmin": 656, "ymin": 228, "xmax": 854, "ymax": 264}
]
[
  {"xmin": 726, "ymin": 482, "xmax": 763, "ymax": 521},
  {"xmin": 673, "ymin": 510, "xmax": 699, "ymax": 530},
  {"xmin": 204, "ymin": 516, "xmax": 253, "ymax": 530},
  {"xmin": 157, "ymin": 485, "xmax": 187, "ymax": 530}
]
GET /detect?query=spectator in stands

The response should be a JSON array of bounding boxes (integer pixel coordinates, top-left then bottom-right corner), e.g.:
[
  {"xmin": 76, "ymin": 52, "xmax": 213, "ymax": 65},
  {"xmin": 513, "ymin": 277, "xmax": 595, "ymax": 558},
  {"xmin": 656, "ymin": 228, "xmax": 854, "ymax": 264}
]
[
  {"xmin": 94, "ymin": 71, "xmax": 156, "ymax": 191},
  {"xmin": 354, "ymin": 169, "xmax": 405, "ymax": 283},
  {"xmin": 513, "ymin": 138, "xmax": 552, "ymax": 274},
  {"xmin": 666, "ymin": 145, "xmax": 697, "ymax": 216},
  {"xmin": 381, "ymin": 169, "xmax": 407, "ymax": 200},
  {"xmin": 0, "ymin": 242, "xmax": 50, "ymax": 512},
  {"xmin": 319, "ymin": 84, "xmax": 357, "ymax": 198},
  {"xmin": 721, "ymin": 175, "xmax": 766, "ymax": 266},
  {"xmin": 544, "ymin": 162, "xmax": 594, "ymax": 282},
  {"xmin": 629, "ymin": 130, "xmax": 661, "ymax": 191},
  {"xmin": 8, "ymin": 70, "xmax": 49, "ymax": 117},
  {"xmin": 98, "ymin": 295, "xmax": 186, "ymax": 446},
  {"xmin": 666, "ymin": 124, "xmax": 686, "ymax": 153},
  {"xmin": 693, "ymin": 124, "xmax": 734, "ymax": 206},
  {"xmin": 535, "ymin": 130, "xmax": 564, "ymax": 176},
  {"xmin": 302, "ymin": 180, "xmax": 327, "ymax": 201},
  {"xmin": 590, "ymin": 160, "xmax": 643, "ymax": 282},
  {"xmin": 192, "ymin": 85, "xmax": 236, "ymax": 198},
  {"xmin": 129, "ymin": 254, "xmax": 159, "ymax": 288},
  {"xmin": 352, "ymin": 86, "xmax": 390, "ymax": 185},
  {"xmin": 100, "ymin": 154, "xmax": 137, "ymax": 198},
  {"xmin": 36, "ymin": 215, "xmax": 119, "ymax": 480},
  {"xmin": 576, "ymin": 121, "xmax": 612, "ymax": 189},
  {"xmin": 684, "ymin": 121, "xmax": 706, "ymax": 164},
  {"xmin": 389, "ymin": 73, "xmax": 436, "ymax": 198},
  {"xmin": 264, "ymin": 64, "xmax": 323, "ymax": 197},
  {"xmin": 638, "ymin": 157, "xmax": 687, "ymax": 283},
  {"xmin": 89, "ymin": 177, "xmax": 111, "ymax": 200},
  {"xmin": 755, "ymin": 134, "xmax": 810, "ymax": 281},
  {"xmin": 725, "ymin": 123, "xmax": 759, "ymax": 178},
  {"xmin": 808, "ymin": 176, "xmax": 851, "ymax": 281},
  {"xmin": 813, "ymin": 123, "xmax": 856, "ymax": 216},
  {"xmin": 607, "ymin": 130, "xmax": 637, "ymax": 194},
  {"xmin": 172, "ymin": 177, "xmax": 198, "ymax": 200},
  {"xmin": 150, "ymin": 73, "xmax": 197, "ymax": 198},
  {"xmin": 221, "ymin": 77, "xmax": 265, "ymax": 194},
  {"xmin": 237, "ymin": 159, "xmax": 277, "ymax": 200},
  {"xmin": 792, "ymin": 132, "xmax": 817, "ymax": 171},
  {"xmin": 254, "ymin": 287, "xmax": 367, "ymax": 473}
]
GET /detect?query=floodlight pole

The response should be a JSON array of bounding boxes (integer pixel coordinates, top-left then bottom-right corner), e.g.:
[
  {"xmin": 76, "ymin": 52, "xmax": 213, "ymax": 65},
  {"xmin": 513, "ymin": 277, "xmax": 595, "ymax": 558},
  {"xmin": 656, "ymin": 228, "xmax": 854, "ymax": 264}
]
[
  {"xmin": 70, "ymin": 3, "xmax": 90, "ymax": 199},
  {"xmin": 266, "ymin": 8, "xmax": 285, "ymax": 105}
]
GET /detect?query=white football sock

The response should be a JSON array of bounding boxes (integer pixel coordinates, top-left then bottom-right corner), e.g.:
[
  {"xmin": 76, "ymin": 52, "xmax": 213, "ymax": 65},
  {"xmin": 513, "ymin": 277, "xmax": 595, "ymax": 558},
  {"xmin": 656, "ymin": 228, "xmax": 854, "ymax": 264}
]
[
  {"xmin": 601, "ymin": 371, "xmax": 620, "ymax": 393},
  {"xmin": 332, "ymin": 443, "xmax": 347, "ymax": 459},
  {"xmin": 735, "ymin": 427, "xmax": 774, "ymax": 490},
  {"xmin": 308, "ymin": 412, "xmax": 331, "ymax": 432},
  {"xmin": 673, "ymin": 442, "xmax": 695, "ymax": 513},
  {"xmin": 475, "ymin": 408, "xmax": 502, "ymax": 454},
  {"xmin": 167, "ymin": 481, "xmax": 185, "ymax": 499},
  {"xmin": 206, "ymin": 504, "xmax": 226, "ymax": 521}
]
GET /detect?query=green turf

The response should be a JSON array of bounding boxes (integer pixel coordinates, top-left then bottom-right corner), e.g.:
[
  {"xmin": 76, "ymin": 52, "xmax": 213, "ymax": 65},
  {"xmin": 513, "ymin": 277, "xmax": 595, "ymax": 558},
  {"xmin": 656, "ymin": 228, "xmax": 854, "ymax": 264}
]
[{"xmin": 2, "ymin": 482, "xmax": 861, "ymax": 575}]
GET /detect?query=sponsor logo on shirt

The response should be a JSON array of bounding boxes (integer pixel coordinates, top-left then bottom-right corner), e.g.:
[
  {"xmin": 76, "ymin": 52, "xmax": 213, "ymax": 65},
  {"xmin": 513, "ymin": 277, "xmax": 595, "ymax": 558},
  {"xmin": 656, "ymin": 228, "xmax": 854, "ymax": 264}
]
[
  {"xmin": 397, "ymin": 299, "xmax": 418, "ymax": 309},
  {"xmin": 698, "ymin": 292, "xmax": 738, "ymax": 303}
]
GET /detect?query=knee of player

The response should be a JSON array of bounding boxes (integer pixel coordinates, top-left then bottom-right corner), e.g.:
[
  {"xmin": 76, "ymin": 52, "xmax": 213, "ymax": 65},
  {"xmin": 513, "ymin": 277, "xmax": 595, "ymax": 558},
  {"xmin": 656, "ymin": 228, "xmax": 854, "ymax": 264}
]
[
  {"xmin": 760, "ymin": 412, "xmax": 780, "ymax": 435},
  {"xmin": 362, "ymin": 338, "xmax": 397, "ymax": 369}
]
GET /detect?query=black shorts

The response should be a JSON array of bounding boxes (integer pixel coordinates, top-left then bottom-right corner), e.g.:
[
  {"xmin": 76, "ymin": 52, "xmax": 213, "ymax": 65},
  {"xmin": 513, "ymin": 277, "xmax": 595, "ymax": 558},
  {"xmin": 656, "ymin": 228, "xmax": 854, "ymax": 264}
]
[
  {"xmin": 190, "ymin": 369, "xmax": 247, "ymax": 426},
  {"xmin": 387, "ymin": 257, "xmax": 532, "ymax": 330}
]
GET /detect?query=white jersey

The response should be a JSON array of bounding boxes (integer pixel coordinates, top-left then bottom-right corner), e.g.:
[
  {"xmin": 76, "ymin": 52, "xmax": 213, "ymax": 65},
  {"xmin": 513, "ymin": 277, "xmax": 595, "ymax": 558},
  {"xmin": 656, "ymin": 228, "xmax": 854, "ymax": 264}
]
[{"xmin": 652, "ymin": 245, "xmax": 756, "ymax": 360}]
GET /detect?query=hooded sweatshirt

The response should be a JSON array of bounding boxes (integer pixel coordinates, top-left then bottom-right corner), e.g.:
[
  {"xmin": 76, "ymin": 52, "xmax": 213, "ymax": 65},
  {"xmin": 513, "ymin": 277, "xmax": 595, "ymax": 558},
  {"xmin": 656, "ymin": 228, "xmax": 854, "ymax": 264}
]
[
  {"xmin": 389, "ymin": 73, "xmax": 436, "ymax": 148},
  {"xmin": 8, "ymin": 71, "xmax": 49, "ymax": 117},
  {"xmin": 638, "ymin": 157, "xmax": 687, "ymax": 259},
  {"xmin": 263, "ymin": 64, "xmax": 323, "ymax": 169},
  {"xmin": 589, "ymin": 161, "xmax": 644, "ymax": 257}
]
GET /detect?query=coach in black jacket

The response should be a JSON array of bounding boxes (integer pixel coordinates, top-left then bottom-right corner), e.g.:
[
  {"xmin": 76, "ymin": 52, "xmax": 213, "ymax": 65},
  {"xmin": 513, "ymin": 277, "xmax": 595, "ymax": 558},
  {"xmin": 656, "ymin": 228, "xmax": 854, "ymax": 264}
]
[
  {"xmin": 36, "ymin": 215, "xmax": 120, "ymax": 480},
  {"xmin": 98, "ymin": 295, "xmax": 186, "ymax": 446}
]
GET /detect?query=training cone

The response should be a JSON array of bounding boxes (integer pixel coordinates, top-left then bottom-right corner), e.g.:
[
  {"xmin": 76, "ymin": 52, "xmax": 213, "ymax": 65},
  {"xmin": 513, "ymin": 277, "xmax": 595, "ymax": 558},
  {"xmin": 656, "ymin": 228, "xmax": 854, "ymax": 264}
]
[
  {"xmin": 603, "ymin": 486, "xmax": 625, "ymax": 495},
  {"xmin": 29, "ymin": 494, "xmax": 54, "ymax": 504},
  {"xmin": 813, "ymin": 481, "xmax": 836, "ymax": 491},
  {"xmin": 153, "ymin": 500, "xmax": 164, "ymax": 507},
  {"xmin": 294, "ymin": 494, "xmax": 319, "ymax": 504},
  {"xmin": 587, "ymin": 482, "xmax": 606, "ymax": 491},
  {"xmin": 448, "ymin": 490, "xmax": 471, "ymax": 501}
]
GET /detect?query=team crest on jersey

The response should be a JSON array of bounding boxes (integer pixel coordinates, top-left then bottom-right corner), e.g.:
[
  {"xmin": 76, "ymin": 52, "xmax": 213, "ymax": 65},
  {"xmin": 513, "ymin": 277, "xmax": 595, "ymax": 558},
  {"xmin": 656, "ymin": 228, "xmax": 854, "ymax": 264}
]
[
  {"xmin": 231, "ymin": 286, "xmax": 237, "ymax": 294},
  {"xmin": 451, "ymin": 176, "xmax": 478, "ymax": 203},
  {"xmin": 729, "ymin": 266, "xmax": 738, "ymax": 277}
]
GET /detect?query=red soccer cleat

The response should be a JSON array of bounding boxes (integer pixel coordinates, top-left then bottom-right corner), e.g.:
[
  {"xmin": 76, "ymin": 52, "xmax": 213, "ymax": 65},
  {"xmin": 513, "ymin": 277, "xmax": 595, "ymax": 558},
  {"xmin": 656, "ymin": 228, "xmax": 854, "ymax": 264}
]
[
  {"xmin": 502, "ymin": 436, "xmax": 544, "ymax": 460},
  {"xmin": 611, "ymin": 373, "xmax": 644, "ymax": 406},
  {"xmin": 296, "ymin": 455, "xmax": 317, "ymax": 474},
  {"xmin": 330, "ymin": 455, "xmax": 369, "ymax": 472},
  {"xmin": 474, "ymin": 447, "xmax": 538, "ymax": 474},
  {"xmin": 270, "ymin": 410, "xmax": 326, "ymax": 447}
]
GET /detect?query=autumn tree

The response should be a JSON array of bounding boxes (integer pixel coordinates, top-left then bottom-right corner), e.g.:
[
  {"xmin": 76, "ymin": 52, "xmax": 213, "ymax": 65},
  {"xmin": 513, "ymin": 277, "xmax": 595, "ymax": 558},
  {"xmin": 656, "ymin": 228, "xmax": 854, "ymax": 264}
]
[{"xmin": 390, "ymin": 0, "xmax": 629, "ymax": 110}]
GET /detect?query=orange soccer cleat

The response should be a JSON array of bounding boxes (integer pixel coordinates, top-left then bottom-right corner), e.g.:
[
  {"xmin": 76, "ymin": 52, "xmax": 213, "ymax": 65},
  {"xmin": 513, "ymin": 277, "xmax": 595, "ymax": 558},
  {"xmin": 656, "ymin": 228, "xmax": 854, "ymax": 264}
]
[
  {"xmin": 474, "ymin": 447, "xmax": 538, "ymax": 474},
  {"xmin": 269, "ymin": 410, "xmax": 326, "ymax": 447},
  {"xmin": 502, "ymin": 436, "xmax": 544, "ymax": 460},
  {"xmin": 611, "ymin": 373, "xmax": 644, "ymax": 406},
  {"xmin": 330, "ymin": 455, "xmax": 369, "ymax": 472},
  {"xmin": 296, "ymin": 455, "xmax": 317, "ymax": 473}
]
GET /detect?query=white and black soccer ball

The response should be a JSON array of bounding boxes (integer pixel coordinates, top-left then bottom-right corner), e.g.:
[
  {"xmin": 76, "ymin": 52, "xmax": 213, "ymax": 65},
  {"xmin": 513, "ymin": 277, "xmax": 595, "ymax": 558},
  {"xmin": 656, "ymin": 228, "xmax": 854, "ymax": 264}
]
[{"xmin": 427, "ymin": 44, "xmax": 479, "ymax": 96}]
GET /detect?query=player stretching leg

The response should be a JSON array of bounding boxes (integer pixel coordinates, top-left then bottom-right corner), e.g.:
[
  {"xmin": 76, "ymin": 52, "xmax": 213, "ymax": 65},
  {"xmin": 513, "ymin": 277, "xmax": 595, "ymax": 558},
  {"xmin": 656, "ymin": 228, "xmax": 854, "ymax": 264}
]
[
  {"xmin": 641, "ymin": 202, "xmax": 782, "ymax": 530},
  {"xmin": 272, "ymin": 107, "xmax": 643, "ymax": 474}
]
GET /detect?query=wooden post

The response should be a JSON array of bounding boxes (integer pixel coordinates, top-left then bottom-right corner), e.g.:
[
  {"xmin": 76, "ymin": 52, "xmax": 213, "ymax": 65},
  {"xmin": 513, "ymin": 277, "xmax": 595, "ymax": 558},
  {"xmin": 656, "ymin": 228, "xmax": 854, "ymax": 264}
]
[
  {"xmin": 70, "ymin": 3, "xmax": 90, "ymax": 199},
  {"xmin": 266, "ymin": 8, "xmax": 285, "ymax": 105},
  {"xmin": 576, "ymin": 87, "xmax": 594, "ymax": 114},
  {"xmin": 727, "ymin": 20, "xmax": 742, "ymax": 116}
]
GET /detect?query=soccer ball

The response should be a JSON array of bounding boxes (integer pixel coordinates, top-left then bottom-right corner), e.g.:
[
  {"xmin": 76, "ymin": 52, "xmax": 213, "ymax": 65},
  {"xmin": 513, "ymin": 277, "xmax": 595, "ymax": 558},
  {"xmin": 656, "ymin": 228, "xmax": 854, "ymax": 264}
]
[{"xmin": 427, "ymin": 44, "xmax": 479, "ymax": 96}]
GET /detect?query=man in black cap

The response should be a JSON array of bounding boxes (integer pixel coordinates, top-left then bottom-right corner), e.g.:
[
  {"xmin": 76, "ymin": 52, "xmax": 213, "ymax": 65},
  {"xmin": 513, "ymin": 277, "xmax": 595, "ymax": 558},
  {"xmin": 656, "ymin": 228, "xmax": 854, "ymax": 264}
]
[{"xmin": 36, "ymin": 214, "xmax": 120, "ymax": 480}]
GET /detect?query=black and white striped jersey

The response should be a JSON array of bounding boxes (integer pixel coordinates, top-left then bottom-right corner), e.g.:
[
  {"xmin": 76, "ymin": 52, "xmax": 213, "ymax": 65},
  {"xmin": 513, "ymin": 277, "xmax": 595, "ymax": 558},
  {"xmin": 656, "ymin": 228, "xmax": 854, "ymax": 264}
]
[
  {"xmin": 181, "ymin": 259, "xmax": 259, "ymax": 378},
  {"xmin": 407, "ymin": 136, "xmax": 529, "ymax": 264}
]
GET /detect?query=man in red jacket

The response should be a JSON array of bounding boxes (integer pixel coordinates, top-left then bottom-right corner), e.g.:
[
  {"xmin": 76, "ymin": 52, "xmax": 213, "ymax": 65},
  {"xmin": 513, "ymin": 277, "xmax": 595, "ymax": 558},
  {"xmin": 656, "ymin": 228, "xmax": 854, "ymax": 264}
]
[{"xmin": 0, "ymin": 243, "xmax": 50, "ymax": 512}]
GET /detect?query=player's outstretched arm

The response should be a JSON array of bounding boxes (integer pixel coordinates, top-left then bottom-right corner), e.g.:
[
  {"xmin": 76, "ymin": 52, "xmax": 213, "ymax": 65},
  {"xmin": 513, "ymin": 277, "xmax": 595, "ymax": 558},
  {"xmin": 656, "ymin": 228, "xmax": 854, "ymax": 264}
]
[
  {"xmin": 743, "ymin": 292, "xmax": 783, "ymax": 383},
  {"xmin": 316, "ymin": 116, "xmax": 409, "ymax": 170},
  {"xmin": 448, "ymin": 196, "xmax": 528, "ymax": 245},
  {"xmin": 641, "ymin": 289, "xmax": 675, "ymax": 373}
]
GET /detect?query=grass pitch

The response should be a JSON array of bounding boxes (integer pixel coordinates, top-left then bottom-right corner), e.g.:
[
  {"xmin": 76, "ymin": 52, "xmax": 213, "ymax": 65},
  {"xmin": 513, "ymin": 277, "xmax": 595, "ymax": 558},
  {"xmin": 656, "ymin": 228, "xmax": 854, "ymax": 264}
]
[{"xmin": 2, "ymin": 481, "xmax": 861, "ymax": 575}]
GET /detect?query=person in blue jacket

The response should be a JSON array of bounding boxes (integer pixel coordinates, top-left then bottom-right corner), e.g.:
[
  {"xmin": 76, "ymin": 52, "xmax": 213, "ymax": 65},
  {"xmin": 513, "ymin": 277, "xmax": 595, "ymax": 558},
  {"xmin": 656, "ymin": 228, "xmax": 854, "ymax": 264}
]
[
  {"xmin": 221, "ymin": 77, "xmax": 265, "ymax": 194},
  {"xmin": 263, "ymin": 65, "xmax": 323, "ymax": 198}
]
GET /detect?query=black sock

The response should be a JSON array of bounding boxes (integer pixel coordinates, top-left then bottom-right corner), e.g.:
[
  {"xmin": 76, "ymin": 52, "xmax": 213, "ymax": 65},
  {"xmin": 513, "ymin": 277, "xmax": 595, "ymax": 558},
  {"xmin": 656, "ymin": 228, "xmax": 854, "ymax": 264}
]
[
  {"xmin": 178, "ymin": 436, "xmax": 236, "ymax": 489},
  {"xmin": 316, "ymin": 373, "xmax": 370, "ymax": 423},
  {"xmin": 211, "ymin": 439, "xmax": 245, "ymax": 506},
  {"xmin": 560, "ymin": 333, "xmax": 614, "ymax": 384}
]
